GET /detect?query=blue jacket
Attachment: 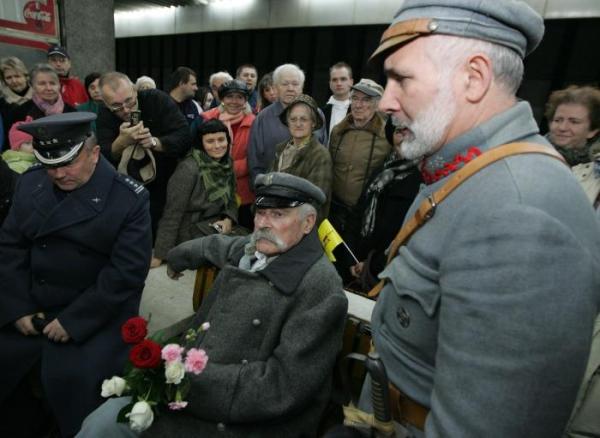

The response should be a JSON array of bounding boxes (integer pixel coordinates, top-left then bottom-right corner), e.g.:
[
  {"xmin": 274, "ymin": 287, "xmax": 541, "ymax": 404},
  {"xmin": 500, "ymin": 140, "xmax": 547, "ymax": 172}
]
[{"xmin": 0, "ymin": 156, "xmax": 152, "ymax": 436}]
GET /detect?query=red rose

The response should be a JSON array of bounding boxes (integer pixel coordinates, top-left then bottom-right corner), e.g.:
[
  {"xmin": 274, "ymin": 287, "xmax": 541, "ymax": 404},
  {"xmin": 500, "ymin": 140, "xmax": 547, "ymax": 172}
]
[
  {"xmin": 129, "ymin": 339, "xmax": 162, "ymax": 369},
  {"xmin": 121, "ymin": 317, "xmax": 148, "ymax": 344}
]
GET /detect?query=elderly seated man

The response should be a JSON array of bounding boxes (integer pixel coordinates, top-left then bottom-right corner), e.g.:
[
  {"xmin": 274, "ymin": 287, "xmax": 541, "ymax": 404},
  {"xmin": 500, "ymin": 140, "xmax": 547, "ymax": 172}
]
[{"xmin": 77, "ymin": 172, "xmax": 348, "ymax": 438}]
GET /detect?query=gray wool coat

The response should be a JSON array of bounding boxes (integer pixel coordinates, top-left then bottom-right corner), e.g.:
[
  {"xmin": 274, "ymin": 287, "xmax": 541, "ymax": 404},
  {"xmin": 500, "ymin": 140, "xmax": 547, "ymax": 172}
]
[
  {"xmin": 143, "ymin": 231, "xmax": 348, "ymax": 438},
  {"xmin": 371, "ymin": 102, "xmax": 600, "ymax": 438}
]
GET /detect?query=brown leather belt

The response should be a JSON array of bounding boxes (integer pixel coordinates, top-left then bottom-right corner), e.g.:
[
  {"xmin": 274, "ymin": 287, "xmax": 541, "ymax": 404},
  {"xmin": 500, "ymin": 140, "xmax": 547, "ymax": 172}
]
[{"xmin": 388, "ymin": 383, "xmax": 429, "ymax": 430}]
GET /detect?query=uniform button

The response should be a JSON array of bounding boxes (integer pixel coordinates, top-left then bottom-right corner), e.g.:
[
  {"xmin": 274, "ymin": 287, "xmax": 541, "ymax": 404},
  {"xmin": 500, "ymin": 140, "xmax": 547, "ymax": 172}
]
[
  {"xmin": 40, "ymin": 243, "xmax": 47, "ymax": 249},
  {"xmin": 252, "ymin": 318, "xmax": 261, "ymax": 327},
  {"xmin": 38, "ymin": 278, "xmax": 46, "ymax": 285},
  {"xmin": 267, "ymin": 281, "xmax": 274, "ymax": 287},
  {"xmin": 397, "ymin": 306, "xmax": 410, "ymax": 328},
  {"xmin": 217, "ymin": 422, "xmax": 226, "ymax": 432},
  {"xmin": 241, "ymin": 359, "xmax": 248, "ymax": 365}
]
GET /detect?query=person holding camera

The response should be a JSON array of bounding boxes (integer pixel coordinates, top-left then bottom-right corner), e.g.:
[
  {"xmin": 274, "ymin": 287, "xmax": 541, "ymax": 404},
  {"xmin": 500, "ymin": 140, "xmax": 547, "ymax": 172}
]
[
  {"xmin": 151, "ymin": 119, "xmax": 245, "ymax": 268},
  {"xmin": 96, "ymin": 72, "xmax": 191, "ymax": 240}
]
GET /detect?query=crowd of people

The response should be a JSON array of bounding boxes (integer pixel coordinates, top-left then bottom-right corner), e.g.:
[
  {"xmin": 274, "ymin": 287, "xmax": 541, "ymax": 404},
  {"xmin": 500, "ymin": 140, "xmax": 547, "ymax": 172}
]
[{"xmin": 0, "ymin": 0, "xmax": 600, "ymax": 436}]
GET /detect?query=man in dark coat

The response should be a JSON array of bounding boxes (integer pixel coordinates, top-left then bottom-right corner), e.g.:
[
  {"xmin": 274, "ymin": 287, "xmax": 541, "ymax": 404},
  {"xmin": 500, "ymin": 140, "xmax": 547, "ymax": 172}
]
[
  {"xmin": 0, "ymin": 112, "xmax": 152, "ymax": 437},
  {"xmin": 77, "ymin": 172, "xmax": 348, "ymax": 438},
  {"xmin": 97, "ymin": 71, "xmax": 191, "ymax": 239},
  {"xmin": 0, "ymin": 154, "xmax": 16, "ymax": 225}
]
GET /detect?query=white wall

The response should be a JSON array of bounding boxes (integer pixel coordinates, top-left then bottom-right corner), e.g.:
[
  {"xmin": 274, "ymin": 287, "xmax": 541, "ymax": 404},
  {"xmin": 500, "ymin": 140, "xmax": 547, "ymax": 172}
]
[{"xmin": 114, "ymin": 0, "xmax": 600, "ymax": 39}]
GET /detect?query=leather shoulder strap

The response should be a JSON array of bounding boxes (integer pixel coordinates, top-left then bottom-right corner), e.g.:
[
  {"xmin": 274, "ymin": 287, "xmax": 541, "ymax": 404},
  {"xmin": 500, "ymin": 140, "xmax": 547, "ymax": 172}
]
[{"xmin": 367, "ymin": 142, "xmax": 565, "ymax": 298}]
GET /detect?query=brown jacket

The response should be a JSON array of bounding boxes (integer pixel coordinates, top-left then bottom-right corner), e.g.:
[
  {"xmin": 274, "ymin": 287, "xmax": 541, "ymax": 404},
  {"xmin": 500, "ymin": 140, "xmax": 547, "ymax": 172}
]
[
  {"xmin": 270, "ymin": 135, "xmax": 333, "ymax": 219},
  {"xmin": 329, "ymin": 112, "xmax": 390, "ymax": 207}
]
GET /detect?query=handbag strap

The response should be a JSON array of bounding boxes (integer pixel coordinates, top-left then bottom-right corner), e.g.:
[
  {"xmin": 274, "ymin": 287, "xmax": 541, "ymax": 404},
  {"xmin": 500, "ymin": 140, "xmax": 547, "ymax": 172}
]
[{"xmin": 367, "ymin": 142, "xmax": 566, "ymax": 298}]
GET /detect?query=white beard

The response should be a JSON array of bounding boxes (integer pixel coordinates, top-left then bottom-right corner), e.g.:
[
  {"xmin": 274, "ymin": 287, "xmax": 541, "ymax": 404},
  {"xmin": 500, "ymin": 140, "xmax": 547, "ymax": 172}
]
[{"xmin": 396, "ymin": 79, "xmax": 457, "ymax": 160}]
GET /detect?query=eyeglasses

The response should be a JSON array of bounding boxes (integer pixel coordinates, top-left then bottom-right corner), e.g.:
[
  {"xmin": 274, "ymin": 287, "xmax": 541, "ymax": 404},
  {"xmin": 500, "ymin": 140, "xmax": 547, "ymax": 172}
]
[
  {"xmin": 108, "ymin": 93, "xmax": 137, "ymax": 112},
  {"xmin": 288, "ymin": 116, "xmax": 311, "ymax": 125},
  {"xmin": 351, "ymin": 95, "xmax": 374, "ymax": 104}
]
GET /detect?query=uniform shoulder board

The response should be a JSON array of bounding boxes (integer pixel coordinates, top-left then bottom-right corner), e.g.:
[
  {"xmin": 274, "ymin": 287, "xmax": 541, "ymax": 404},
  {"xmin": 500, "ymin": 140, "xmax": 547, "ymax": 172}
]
[
  {"xmin": 24, "ymin": 162, "xmax": 44, "ymax": 173},
  {"xmin": 116, "ymin": 174, "xmax": 146, "ymax": 195}
]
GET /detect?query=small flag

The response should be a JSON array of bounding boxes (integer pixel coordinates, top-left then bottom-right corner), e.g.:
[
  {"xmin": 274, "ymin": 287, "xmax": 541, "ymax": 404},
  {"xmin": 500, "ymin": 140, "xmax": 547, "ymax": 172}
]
[{"xmin": 318, "ymin": 219, "xmax": 344, "ymax": 262}]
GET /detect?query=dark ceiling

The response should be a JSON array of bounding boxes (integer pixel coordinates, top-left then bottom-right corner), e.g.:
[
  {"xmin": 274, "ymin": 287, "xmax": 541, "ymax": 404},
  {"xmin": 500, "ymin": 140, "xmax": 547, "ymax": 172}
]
[{"xmin": 113, "ymin": 0, "xmax": 197, "ymax": 12}]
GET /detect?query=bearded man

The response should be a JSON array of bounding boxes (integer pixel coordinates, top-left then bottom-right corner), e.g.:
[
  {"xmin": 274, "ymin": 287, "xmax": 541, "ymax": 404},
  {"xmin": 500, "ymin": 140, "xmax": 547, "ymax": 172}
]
[
  {"xmin": 363, "ymin": 1, "xmax": 600, "ymax": 437},
  {"xmin": 78, "ymin": 172, "xmax": 348, "ymax": 438}
]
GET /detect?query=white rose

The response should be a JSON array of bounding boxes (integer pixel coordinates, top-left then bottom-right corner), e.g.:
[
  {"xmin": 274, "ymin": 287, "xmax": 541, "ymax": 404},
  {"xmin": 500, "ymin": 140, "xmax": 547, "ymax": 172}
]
[
  {"xmin": 164, "ymin": 360, "xmax": 185, "ymax": 385},
  {"xmin": 126, "ymin": 400, "xmax": 154, "ymax": 432},
  {"xmin": 100, "ymin": 376, "xmax": 127, "ymax": 398}
]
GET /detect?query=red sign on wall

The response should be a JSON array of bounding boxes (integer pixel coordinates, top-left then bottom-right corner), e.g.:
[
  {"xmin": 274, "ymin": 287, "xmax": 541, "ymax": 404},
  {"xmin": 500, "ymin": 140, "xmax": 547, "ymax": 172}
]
[{"xmin": 0, "ymin": 0, "xmax": 59, "ymax": 50}]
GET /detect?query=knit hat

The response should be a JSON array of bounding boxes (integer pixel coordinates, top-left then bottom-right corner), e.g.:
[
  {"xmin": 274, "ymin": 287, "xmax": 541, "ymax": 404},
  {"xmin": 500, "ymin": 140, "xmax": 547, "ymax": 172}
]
[{"xmin": 9, "ymin": 117, "xmax": 34, "ymax": 151}]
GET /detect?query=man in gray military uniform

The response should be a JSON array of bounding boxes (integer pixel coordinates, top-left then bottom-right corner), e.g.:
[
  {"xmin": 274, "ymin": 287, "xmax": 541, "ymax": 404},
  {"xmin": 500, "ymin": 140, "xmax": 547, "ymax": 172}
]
[
  {"xmin": 364, "ymin": 1, "xmax": 600, "ymax": 437},
  {"xmin": 77, "ymin": 172, "xmax": 348, "ymax": 437}
]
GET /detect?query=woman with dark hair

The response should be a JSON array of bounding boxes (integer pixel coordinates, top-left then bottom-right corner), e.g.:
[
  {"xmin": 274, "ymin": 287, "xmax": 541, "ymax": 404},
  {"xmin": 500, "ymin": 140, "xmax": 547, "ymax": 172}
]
[
  {"xmin": 9, "ymin": 64, "xmax": 76, "ymax": 125},
  {"xmin": 257, "ymin": 72, "xmax": 277, "ymax": 112},
  {"xmin": 195, "ymin": 86, "xmax": 214, "ymax": 112},
  {"xmin": 76, "ymin": 72, "xmax": 104, "ymax": 133},
  {"xmin": 545, "ymin": 85, "xmax": 600, "ymax": 166},
  {"xmin": 151, "ymin": 119, "xmax": 244, "ymax": 268},
  {"xmin": 202, "ymin": 79, "xmax": 255, "ymax": 228}
]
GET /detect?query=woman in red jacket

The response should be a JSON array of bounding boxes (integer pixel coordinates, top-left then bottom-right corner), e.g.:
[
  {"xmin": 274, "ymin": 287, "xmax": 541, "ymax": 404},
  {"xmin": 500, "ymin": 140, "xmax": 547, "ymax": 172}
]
[{"xmin": 202, "ymin": 79, "xmax": 256, "ymax": 229}]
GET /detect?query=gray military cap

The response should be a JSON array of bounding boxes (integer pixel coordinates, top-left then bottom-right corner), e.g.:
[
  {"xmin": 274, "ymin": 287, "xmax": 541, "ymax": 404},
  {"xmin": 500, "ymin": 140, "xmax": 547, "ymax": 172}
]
[
  {"xmin": 370, "ymin": 0, "xmax": 544, "ymax": 62},
  {"xmin": 254, "ymin": 172, "xmax": 326, "ymax": 208}
]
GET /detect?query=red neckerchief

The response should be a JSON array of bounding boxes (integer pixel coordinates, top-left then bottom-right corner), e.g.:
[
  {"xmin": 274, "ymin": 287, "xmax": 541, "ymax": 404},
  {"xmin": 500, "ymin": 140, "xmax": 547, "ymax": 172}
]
[{"xmin": 420, "ymin": 146, "xmax": 482, "ymax": 184}]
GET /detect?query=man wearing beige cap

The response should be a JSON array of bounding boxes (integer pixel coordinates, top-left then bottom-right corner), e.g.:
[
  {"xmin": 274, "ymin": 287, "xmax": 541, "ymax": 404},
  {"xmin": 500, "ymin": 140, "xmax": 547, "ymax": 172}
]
[
  {"xmin": 365, "ymin": 1, "xmax": 600, "ymax": 437},
  {"xmin": 329, "ymin": 78, "xmax": 390, "ymax": 281}
]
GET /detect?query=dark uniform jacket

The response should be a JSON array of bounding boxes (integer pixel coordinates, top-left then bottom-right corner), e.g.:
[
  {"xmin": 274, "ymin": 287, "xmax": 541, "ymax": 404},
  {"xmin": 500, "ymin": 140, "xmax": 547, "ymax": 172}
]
[
  {"xmin": 0, "ymin": 156, "xmax": 16, "ymax": 225},
  {"xmin": 0, "ymin": 157, "xmax": 152, "ymax": 436},
  {"xmin": 97, "ymin": 88, "xmax": 191, "ymax": 238},
  {"xmin": 144, "ymin": 232, "xmax": 348, "ymax": 437}
]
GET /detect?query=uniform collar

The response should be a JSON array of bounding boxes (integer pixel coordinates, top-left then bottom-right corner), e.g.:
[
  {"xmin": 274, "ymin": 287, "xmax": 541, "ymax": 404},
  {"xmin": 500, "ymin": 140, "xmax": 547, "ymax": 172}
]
[
  {"xmin": 232, "ymin": 230, "xmax": 324, "ymax": 295},
  {"xmin": 420, "ymin": 101, "xmax": 541, "ymax": 185}
]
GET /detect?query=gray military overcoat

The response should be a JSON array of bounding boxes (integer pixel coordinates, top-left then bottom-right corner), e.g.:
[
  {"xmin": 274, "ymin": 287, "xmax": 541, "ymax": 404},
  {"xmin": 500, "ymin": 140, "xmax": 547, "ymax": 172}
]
[{"xmin": 143, "ymin": 231, "xmax": 348, "ymax": 438}]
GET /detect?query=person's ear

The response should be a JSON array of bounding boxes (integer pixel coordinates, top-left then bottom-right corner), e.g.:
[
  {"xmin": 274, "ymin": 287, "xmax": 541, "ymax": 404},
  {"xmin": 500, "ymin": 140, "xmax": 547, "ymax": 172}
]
[
  {"xmin": 462, "ymin": 53, "xmax": 493, "ymax": 103},
  {"xmin": 302, "ymin": 213, "xmax": 316, "ymax": 234}
]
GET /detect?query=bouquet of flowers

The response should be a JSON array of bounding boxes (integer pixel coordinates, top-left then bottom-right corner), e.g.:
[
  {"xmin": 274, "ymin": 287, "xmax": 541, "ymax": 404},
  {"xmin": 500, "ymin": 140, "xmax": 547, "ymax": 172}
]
[{"xmin": 100, "ymin": 316, "xmax": 209, "ymax": 432}]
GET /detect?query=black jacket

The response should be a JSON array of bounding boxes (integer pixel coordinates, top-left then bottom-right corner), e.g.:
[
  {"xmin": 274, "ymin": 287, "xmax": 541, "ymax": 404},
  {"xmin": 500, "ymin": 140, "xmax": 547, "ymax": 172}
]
[
  {"xmin": 0, "ymin": 155, "xmax": 16, "ymax": 225},
  {"xmin": 97, "ymin": 88, "xmax": 192, "ymax": 237}
]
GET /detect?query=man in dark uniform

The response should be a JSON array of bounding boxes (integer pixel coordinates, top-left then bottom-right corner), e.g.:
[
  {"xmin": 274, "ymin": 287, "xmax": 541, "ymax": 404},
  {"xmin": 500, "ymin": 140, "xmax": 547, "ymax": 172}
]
[{"xmin": 0, "ymin": 112, "xmax": 152, "ymax": 437}]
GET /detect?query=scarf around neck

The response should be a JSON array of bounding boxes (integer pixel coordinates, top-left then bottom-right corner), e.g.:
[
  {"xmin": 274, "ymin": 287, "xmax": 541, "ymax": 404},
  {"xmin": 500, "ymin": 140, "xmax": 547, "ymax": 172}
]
[
  {"xmin": 33, "ymin": 93, "xmax": 65, "ymax": 115},
  {"xmin": 361, "ymin": 156, "xmax": 420, "ymax": 237},
  {"xmin": 190, "ymin": 148, "xmax": 235, "ymax": 206}
]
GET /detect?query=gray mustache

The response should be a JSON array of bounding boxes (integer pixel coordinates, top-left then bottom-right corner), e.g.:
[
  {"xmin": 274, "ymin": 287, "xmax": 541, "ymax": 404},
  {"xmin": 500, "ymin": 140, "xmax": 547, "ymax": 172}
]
[{"xmin": 252, "ymin": 229, "xmax": 286, "ymax": 249}]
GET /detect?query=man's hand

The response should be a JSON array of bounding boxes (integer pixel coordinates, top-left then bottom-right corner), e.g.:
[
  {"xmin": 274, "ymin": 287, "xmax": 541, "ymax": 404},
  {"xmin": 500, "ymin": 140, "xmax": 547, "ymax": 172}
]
[
  {"xmin": 43, "ymin": 318, "xmax": 70, "ymax": 343},
  {"xmin": 166, "ymin": 264, "xmax": 183, "ymax": 280},
  {"xmin": 350, "ymin": 261, "xmax": 364, "ymax": 278},
  {"xmin": 134, "ymin": 127, "xmax": 154, "ymax": 149},
  {"xmin": 117, "ymin": 121, "xmax": 144, "ymax": 146},
  {"xmin": 213, "ymin": 218, "xmax": 233, "ymax": 234},
  {"xmin": 14, "ymin": 312, "xmax": 45, "ymax": 336},
  {"xmin": 150, "ymin": 257, "xmax": 162, "ymax": 269}
]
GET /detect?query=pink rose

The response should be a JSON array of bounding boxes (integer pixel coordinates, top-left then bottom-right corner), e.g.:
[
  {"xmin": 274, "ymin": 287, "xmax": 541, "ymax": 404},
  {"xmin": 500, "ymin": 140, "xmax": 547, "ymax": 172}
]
[
  {"xmin": 184, "ymin": 348, "xmax": 208, "ymax": 375},
  {"xmin": 168, "ymin": 401, "xmax": 188, "ymax": 410},
  {"xmin": 161, "ymin": 344, "xmax": 185, "ymax": 363}
]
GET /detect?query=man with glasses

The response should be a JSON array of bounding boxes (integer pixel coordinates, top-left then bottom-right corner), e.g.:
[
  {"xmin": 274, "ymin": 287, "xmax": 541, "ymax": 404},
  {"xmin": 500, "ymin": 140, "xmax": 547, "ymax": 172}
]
[
  {"xmin": 0, "ymin": 112, "xmax": 152, "ymax": 437},
  {"xmin": 97, "ymin": 71, "xmax": 191, "ymax": 239},
  {"xmin": 329, "ymin": 78, "xmax": 390, "ymax": 281}
]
